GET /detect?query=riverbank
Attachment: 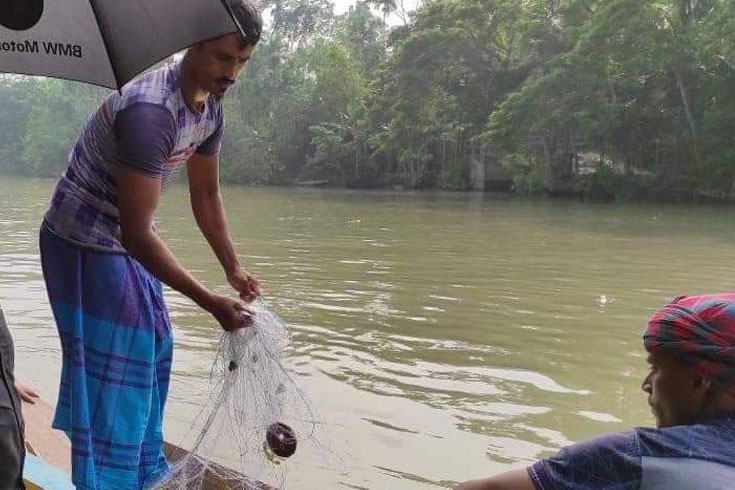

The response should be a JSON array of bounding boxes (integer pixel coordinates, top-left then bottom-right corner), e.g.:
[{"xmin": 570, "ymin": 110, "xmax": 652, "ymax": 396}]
[{"xmin": 7, "ymin": 168, "xmax": 735, "ymax": 205}]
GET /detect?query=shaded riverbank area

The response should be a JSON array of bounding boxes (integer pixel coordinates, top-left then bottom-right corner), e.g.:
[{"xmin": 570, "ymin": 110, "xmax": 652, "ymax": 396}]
[{"xmin": 7, "ymin": 162, "xmax": 735, "ymax": 206}]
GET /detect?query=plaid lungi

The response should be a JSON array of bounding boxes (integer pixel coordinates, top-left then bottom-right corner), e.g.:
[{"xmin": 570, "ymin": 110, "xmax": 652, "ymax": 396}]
[{"xmin": 40, "ymin": 224, "xmax": 173, "ymax": 489}]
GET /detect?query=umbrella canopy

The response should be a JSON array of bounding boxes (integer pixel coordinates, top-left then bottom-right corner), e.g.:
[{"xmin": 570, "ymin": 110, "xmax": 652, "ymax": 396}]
[{"xmin": 0, "ymin": 0, "xmax": 241, "ymax": 89}]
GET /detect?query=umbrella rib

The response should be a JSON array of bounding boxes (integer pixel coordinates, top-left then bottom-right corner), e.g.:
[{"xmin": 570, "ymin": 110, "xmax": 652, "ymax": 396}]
[
  {"xmin": 88, "ymin": 0, "xmax": 123, "ymax": 90},
  {"xmin": 217, "ymin": 0, "xmax": 245, "ymax": 40}
]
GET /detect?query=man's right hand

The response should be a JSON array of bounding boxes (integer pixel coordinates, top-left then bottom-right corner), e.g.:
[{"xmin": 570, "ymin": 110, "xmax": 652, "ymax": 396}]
[{"xmin": 206, "ymin": 294, "xmax": 254, "ymax": 331}]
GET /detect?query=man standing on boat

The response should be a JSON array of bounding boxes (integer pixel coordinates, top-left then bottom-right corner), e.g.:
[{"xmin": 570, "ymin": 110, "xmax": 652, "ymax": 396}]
[
  {"xmin": 39, "ymin": 1, "xmax": 262, "ymax": 488},
  {"xmin": 456, "ymin": 293, "xmax": 735, "ymax": 490}
]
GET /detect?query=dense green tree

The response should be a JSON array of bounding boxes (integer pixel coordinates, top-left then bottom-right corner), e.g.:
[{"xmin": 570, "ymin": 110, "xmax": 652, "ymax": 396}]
[
  {"xmin": 264, "ymin": 0, "xmax": 335, "ymax": 50},
  {"xmin": 0, "ymin": 77, "xmax": 34, "ymax": 174},
  {"xmin": 487, "ymin": 0, "xmax": 735, "ymax": 200},
  {"xmin": 365, "ymin": 0, "xmax": 552, "ymax": 188},
  {"xmin": 3, "ymin": 0, "xmax": 735, "ymax": 201},
  {"xmin": 20, "ymin": 80, "xmax": 106, "ymax": 177}
]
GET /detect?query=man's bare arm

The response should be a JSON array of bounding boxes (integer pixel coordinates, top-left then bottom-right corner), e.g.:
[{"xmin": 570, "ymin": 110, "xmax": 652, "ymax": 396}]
[
  {"xmin": 117, "ymin": 168, "xmax": 249, "ymax": 330},
  {"xmin": 187, "ymin": 153, "xmax": 260, "ymax": 300}
]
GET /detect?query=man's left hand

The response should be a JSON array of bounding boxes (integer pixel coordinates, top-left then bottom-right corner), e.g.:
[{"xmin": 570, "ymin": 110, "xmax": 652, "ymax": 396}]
[{"xmin": 227, "ymin": 267, "xmax": 261, "ymax": 303}]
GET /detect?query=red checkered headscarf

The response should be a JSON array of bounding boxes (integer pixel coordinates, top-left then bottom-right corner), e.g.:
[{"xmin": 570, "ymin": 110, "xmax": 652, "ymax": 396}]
[{"xmin": 644, "ymin": 294, "xmax": 735, "ymax": 394}]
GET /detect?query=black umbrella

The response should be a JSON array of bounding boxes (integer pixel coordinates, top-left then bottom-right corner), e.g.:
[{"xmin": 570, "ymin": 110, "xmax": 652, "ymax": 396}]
[{"xmin": 0, "ymin": 0, "xmax": 243, "ymax": 89}]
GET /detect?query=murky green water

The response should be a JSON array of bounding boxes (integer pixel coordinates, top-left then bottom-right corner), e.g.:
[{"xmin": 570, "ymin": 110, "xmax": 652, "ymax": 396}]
[{"xmin": 3, "ymin": 175, "xmax": 735, "ymax": 488}]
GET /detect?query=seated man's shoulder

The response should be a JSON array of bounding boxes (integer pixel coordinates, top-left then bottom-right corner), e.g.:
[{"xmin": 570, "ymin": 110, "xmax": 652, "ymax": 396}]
[
  {"xmin": 630, "ymin": 416, "xmax": 735, "ymax": 489},
  {"xmin": 530, "ymin": 430, "xmax": 642, "ymax": 490},
  {"xmin": 635, "ymin": 415, "xmax": 735, "ymax": 463},
  {"xmin": 531, "ymin": 419, "xmax": 735, "ymax": 490},
  {"xmin": 559, "ymin": 429, "xmax": 639, "ymax": 459}
]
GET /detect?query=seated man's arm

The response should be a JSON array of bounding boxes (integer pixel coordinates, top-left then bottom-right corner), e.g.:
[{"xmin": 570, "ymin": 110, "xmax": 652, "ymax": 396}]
[
  {"xmin": 456, "ymin": 468, "xmax": 536, "ymax": 490},
  {"xmin": 458, "ymin": 430, "xmax": 641, "ymax": 490}
]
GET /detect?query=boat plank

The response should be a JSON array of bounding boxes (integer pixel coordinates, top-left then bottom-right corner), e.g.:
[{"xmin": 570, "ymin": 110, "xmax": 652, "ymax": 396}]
[
  {"xmin": 22, "ymin": 400, "xmax": 275, "ymax": 490},
  {"xmin": 22, "ymin": 400, "xmax": 71, "ymax": 473}
]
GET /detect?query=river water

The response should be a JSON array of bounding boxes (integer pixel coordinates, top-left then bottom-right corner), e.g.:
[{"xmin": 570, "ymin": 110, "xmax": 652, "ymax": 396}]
[{"xmin": 2, "ymin": 175, "xmax": 735, "ymax": 489}]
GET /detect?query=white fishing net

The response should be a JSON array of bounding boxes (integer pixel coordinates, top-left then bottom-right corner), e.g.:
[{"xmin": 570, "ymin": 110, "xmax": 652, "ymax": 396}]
[{"xmin": 154, "ymin": 300, "xmax": 324, "ymax": 490}]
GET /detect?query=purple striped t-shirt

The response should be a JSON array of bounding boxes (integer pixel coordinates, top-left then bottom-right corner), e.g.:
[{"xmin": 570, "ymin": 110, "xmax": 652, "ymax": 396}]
[{"xmin": 44, "ymin": 60, "xmax": 224, "ymax": 253}]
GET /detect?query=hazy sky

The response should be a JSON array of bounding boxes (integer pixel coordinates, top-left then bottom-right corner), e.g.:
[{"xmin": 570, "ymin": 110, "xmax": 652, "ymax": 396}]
[
  {"xmin": 333, "ymin": 0, "xmax": 358, "ymax": 14},
  {"xmin": 332, "ymin": 0, "xmax": 422, "ymax": 17}
]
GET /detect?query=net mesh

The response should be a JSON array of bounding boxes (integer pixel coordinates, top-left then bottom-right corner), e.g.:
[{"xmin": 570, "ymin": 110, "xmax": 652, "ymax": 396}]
[{"xmin": 154, "ymin": 300, "xmax": 323, "ymax": 490}]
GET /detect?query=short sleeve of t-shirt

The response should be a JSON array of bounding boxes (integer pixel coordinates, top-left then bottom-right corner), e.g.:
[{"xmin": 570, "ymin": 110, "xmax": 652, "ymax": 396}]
[
  {"xmin": 196, "ymin": 103, "xmax": 224, "ymax": 156},
  {"xmin": 114, "ymin": 102, "xmax": 176, "ymax": 178},
  {"xmin": 528, "ymin": 431, "xmax": 642, "ymax": 490}
]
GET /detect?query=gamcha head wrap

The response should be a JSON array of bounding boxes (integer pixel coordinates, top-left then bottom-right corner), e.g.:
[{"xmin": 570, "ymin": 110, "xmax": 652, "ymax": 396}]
[{"xmin": 645, "ymin": 293, "xmax": 735, "ymax": 394}]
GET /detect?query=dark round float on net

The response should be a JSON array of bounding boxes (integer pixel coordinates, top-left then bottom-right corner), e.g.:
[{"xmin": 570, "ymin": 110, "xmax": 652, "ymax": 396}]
[{"xmin": 265, "ymin": 422, "xmax": 297, "ymax": 458}]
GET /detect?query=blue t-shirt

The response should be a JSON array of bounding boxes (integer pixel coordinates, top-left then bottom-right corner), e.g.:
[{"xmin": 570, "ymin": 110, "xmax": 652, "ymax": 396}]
[{"xmin": 528, "ymin": 414, "xmax": 735, "ymax": 490}]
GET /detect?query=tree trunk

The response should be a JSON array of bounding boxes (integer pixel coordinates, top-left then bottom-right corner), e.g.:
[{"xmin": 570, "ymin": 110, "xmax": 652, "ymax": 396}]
[
  {"xmin": 542, "ymin": 136, "xmax": 552, "ymax": 188},
  {"xmin": 672, "ymin": 63, "xmax": 701, "ymax": 166},
  {"xmin": 606, "ymin": 59, "xmax": 618, "ymax": 107},
  {"xmin": 672, "ymin": 64, "xmax": 696, "ymax": 138}
]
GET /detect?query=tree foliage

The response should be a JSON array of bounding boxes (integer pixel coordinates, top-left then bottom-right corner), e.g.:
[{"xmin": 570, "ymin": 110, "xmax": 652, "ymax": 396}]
[{"xmin": 2, "ymin": 0, "xmax": 735, "ymax": 201}]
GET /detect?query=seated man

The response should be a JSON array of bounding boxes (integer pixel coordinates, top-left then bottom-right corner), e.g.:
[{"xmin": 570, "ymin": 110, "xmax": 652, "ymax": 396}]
[{"xmin": 457, "ymin": 293, "xmax": 735, "ymax": 490}]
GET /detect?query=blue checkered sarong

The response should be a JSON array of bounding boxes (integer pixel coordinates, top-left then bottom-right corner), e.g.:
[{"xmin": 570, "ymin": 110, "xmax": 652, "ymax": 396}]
[{"xmin": 40, "ymin": 225, "xmax": 173, "ymax": 489}]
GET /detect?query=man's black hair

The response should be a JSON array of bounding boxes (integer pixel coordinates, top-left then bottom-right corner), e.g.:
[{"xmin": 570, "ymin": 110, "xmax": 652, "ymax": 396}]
[{"xmin": 223, "ymin": 0, "xmax": 263, "ymax": 46}]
